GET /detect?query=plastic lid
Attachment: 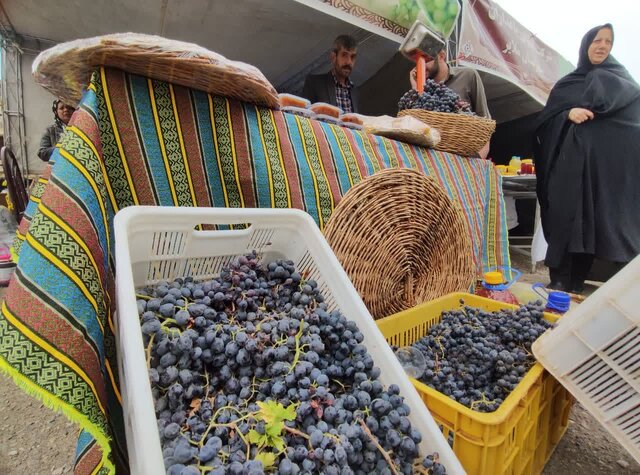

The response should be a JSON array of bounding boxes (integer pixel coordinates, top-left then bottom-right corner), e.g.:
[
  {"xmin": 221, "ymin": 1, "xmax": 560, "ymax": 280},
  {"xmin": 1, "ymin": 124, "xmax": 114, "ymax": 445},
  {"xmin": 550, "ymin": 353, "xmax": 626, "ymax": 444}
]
[
  {"xmin": 281, "ymin": 106, "xmax": 316, "ymax": 118},
  {"xmin": 547, "ymin": 291, "xmax": 571, "ymax": 312},
  {"xmin": 315, "ymin": 114, "xmax": 340, "ymax": 124},
  {"xmin": 340, "ymin": 113, "xmax": 363, "ymax": 125},
  {"xmin": 483, "ymin": 271, "xmax": 504, "ymax": 285}
]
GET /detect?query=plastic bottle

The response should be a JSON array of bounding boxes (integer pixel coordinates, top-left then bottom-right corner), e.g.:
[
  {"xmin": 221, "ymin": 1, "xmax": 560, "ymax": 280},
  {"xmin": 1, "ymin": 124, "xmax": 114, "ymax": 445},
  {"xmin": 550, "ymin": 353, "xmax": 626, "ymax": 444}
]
[
  {"xmin": 495, "ymin": 165, "xmax": 508, "ymax": 175},
  {"xmin": 532, "ymin": 283, "xmax": 571, "ymax": 315},
  {"xmin": 476, "ymin": 268, "xmax": 521, "ymax": 305},
  {"xmin": 521, "ymin": 158, "xmax": 534, "ymax": 175}
]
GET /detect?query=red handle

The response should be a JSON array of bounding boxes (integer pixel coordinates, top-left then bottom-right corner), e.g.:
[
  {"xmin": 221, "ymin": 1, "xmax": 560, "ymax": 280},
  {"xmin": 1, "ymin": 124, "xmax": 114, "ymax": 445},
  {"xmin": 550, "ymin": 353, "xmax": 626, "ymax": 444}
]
[{"xmin": 416, "ymin": 56, "xmax": 426, "ymax": 94}]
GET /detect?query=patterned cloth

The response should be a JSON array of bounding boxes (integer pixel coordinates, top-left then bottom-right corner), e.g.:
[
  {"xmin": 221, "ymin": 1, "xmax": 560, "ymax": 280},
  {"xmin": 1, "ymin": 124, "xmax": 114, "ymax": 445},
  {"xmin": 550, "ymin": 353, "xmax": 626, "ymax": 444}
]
[
  {"xmin": 2, "ymin": 67, "xmax": 509, "ymax": 474},
  {"xmin": 332, "ymin": 71, "xmax": 354, "ymax": 113}
]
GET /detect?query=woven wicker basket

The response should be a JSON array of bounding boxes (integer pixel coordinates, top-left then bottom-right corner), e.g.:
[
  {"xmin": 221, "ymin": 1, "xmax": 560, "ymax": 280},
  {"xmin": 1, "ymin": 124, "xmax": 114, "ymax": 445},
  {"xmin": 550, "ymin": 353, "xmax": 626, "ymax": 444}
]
[
  {"xmin": 324, "ymin": 168, "xmax": 475, "ymax": 320},
  {"xmin": 398, "ymin": 109, "xmax": 496, "ymax": 157},
  {"xmin": 32, "ymin": 33, "xmax": 279, "ymax": 110}
]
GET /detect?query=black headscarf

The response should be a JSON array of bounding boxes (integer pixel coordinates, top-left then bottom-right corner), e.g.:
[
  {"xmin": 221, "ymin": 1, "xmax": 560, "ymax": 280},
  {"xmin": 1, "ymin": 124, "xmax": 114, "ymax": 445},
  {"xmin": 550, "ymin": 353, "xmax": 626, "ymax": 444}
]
[
  {"xmin": 533, "ymin": 24, "xmax": 640, "ymax": 266},
  {"xmin": 52, "ymin": 99, "xmax": 65, "ymax": 128},
  {"xmin": 536, "ymin": 24, "xmax": 637, "ymax": 127}
]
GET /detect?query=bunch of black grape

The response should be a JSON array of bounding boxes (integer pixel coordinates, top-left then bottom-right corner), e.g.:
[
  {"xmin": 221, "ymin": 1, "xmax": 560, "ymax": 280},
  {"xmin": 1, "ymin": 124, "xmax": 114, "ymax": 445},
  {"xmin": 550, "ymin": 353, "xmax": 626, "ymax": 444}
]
[
  {"xmin": 408, "ymin": 303, "xmax": 552, "ymax": 413},
  {"xmin": 398, "ymin": 79, "xmax": 474, "ymax": 115},
  {"xmin": 137, "ymin": 251, "xmax": 446, "ymax": 475}
]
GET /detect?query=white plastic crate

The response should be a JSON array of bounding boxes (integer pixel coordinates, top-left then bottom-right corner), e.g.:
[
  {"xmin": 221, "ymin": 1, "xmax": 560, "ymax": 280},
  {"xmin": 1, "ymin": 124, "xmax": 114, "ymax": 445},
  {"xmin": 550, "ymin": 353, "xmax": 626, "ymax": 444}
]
[
  {"xmin": 532, "ymin": 254, "xmax": 640, "ymax": 463},
  {"xmin": 114, "ymin": 206, "xmax": 465, "ymax": 475}
]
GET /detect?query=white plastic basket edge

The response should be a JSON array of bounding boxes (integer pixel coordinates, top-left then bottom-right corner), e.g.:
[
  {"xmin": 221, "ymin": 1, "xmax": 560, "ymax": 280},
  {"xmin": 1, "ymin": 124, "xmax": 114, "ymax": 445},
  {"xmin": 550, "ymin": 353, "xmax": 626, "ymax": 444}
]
[{"xmin": 114, "ymin": 206, "xmax": 465, "ymax": 475}]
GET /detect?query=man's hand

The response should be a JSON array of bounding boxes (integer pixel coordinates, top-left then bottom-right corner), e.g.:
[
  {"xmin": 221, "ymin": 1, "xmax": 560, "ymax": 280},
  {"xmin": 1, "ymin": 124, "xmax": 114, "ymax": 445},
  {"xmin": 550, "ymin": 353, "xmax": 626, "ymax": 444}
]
[
  {"xmin": 568, "ymin": 107, "xmax": 594, "ymax": 124},
  {"xmin": 409, "ymin": 67, "xmax": 417, "ymax": 90}
]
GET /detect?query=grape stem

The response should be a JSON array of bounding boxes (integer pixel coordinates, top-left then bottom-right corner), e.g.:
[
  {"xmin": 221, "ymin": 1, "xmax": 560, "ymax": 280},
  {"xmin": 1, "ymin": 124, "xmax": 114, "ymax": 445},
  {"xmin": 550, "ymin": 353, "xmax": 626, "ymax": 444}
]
[
  {"xmin": 287, "ymin": 321, "xmax": 306, "ymax": 374},
  {"xmin": 146, "ymin": 333, "xmax": 155, "ymax": 369},
  {"xmin": 282, "ymin": 425, "xmax": 309, "ymax": 440},
  {"xmin": 200, "ymin": 406, "xmax": 255, "ymax": 446},
  {"xmin": 357, "ymin": 418, "xmax": 400, "ymax": 475},
  {"xmin": 136, "ymin": 293, "xmax": 152, "ymax": 301}
]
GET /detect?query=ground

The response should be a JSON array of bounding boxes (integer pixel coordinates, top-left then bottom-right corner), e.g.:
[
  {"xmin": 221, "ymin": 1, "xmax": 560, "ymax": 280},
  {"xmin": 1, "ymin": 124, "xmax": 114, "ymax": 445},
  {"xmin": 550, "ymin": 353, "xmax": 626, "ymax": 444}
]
[{"xmin": 0, "ymin": 258, "xmax": 638, "ymax": 474}]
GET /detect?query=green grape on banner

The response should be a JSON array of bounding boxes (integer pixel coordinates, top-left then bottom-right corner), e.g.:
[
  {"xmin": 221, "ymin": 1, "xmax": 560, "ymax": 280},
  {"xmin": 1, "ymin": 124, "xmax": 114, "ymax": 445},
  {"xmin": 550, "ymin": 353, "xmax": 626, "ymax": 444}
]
[
  {"xmin": 417, "ymin": 0, "xmax": 461, "ymax": 38},
  {"xmin": 389, "ymin": 0, "xmax": 422, "ymax": 29}
]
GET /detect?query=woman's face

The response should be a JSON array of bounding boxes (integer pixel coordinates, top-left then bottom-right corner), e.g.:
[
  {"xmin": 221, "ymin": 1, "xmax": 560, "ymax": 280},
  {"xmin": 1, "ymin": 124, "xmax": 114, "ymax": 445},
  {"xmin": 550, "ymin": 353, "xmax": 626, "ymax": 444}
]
[
  {"xmin": 588, "ymin": 28, "xmax": 613, "ymax": 65},
  {"xmin": 56, "ymin": 102, "xmax": 75, "ymax": 125}
]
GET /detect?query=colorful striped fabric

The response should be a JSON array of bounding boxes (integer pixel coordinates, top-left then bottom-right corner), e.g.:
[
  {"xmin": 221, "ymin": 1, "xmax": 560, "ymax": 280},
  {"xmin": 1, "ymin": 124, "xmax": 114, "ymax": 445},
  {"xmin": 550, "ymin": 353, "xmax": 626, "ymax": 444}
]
[{"xmin": 2, "ymin": 67, "xmax": 510, "ymax": 474}]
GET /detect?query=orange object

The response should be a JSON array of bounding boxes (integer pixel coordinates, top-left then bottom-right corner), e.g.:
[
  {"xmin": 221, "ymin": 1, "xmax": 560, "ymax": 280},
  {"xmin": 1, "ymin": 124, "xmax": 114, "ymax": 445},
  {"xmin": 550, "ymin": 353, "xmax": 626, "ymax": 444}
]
[
  {"xmin": 278, "ymin": 93, "xmax": 310, "ymax": 109},
  {"xmin": 310, "ymin": 102, "xmax": 342, "ymax": 119},
  {"xmin": 483, "ymin": 271, "xmax": 504, "ymax": 285},
  {"xmin": 416, "ymin": 56, "xmax": 426, "ymax": 94},
  {"xmin": 340, "ymin": 114, "xmax": 363, "ymax": 125},
  {"xmin": 476, "ymin": 270, "xmax": 520, "ymax": 305}
]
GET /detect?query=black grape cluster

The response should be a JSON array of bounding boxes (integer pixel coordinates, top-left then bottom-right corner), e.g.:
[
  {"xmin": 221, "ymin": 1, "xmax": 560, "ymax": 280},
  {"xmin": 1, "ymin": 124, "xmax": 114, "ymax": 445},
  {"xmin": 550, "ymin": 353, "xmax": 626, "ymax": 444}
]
[
  {"xmin": 398, "ymin": 80, "xmax": 474, "ymax": 115},
  {"xmin": 137, "ymin": 252, "xmax": 446, "ymax": 475},
  {"xmin": 408, "ymin": 303, "xmax": 552, "ymax": 413}
]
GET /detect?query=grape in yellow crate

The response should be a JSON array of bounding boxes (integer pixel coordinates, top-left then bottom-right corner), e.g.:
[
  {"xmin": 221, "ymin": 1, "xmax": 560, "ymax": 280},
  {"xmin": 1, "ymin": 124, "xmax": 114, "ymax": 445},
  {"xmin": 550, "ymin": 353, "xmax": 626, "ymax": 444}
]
[{"xmin": 378, "ymin": 293, "xmax": 575, "ymax": 475}]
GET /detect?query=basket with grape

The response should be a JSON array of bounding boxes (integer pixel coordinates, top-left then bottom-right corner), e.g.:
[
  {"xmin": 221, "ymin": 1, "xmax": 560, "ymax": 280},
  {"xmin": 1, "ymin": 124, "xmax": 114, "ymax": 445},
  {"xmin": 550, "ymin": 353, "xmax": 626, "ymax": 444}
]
[{"xmin": 397, "ymin": 80, "xmax": 496, "ymax": 157}]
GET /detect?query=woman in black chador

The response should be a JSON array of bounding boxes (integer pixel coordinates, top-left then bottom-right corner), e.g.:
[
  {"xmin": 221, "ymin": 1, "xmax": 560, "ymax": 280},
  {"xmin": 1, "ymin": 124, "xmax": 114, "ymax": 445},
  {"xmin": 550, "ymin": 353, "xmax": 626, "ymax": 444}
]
[{"xmin": 534, "ymin": 24, "xmax": 640, "ymax": 293}]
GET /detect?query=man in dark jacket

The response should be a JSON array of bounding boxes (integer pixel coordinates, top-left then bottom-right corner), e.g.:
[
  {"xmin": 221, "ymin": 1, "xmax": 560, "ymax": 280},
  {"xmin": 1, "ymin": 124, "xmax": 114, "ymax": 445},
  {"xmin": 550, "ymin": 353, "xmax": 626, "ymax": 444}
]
[{"xmin": 303, "ymin": 35, "xmax": 359, "ymax": 113}]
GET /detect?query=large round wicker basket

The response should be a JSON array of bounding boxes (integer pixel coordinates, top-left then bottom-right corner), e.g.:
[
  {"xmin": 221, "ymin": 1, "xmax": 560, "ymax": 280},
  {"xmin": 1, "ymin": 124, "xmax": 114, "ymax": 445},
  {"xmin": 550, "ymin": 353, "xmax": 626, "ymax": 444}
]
[
  {"xmin": 324, "ymin": 168, "xmax": 475, "ymax": 320},
  {"xmin": 32, "ymin": 33, "xmax": 280, "ymax": 109},
  {"xmin": 398, "ymin": 109, "xmax": 496, "ymax": 157}
]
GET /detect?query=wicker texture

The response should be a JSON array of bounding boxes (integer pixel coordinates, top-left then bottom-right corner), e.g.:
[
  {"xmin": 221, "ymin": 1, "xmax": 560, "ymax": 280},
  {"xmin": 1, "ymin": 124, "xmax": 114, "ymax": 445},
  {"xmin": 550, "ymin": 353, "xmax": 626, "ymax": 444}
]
[
  {"xmin": 324, "ymin": 168, "xmax": 475, "ymax": 319},
  {"xmin": 32, "ymin": 33, "xmax": 279, "ymax": 109},
  {"xmin": 398, "ymin": 109, "xmax": 496, "ymax": 157}
]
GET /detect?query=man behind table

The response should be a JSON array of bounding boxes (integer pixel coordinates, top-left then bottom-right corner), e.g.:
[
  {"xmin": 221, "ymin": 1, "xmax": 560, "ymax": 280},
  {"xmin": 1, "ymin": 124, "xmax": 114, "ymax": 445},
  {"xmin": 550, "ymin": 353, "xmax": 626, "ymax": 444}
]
[
  {"xmin": 410, "ymin": 49, "xmax": 491, "ymax": 158},
  {"xmin": 303, "ymin": 35, "xmax": 359, "ymax": 113}
]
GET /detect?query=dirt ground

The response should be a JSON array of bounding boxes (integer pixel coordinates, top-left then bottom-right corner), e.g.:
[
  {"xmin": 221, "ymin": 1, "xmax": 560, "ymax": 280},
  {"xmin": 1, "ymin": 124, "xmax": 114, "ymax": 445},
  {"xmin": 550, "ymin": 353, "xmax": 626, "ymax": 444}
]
[{"xmin": 0, "ymin": 257, "xmax": 638, "ymax": 474}]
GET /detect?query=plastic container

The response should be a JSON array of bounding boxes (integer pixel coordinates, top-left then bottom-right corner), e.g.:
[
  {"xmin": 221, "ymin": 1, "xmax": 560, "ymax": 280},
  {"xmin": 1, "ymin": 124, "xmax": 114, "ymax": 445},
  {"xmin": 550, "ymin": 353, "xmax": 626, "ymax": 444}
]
[
  {"xmin": 278, "ymin": 93, "xmax": 310, "ymax": 109},
  {"xmin": 532, "ymin": 254, "xmax": 640, "ymax": 463},
  {"xmin": 114, "ymin": 206, "xmax": 464, "ymax": 475},
  {"xmin": 520, "ymin": 159, "xmax": 535, "ymax": 175},
  {"xmin": 377, "ymin": 292, "xmax": 574, "ymax": 475},
  {"xmin": 341, "ymin": 122, "xmax": 363, "ymax": 130},
  {"xmin": 310, "ymin": 102, "xmax": 342, "ymax": 119},
  {"xmin": 532, "ymin": 283, "xmax": 570, "ymax": 315},
  {"xmin": 339, "ymin": 113, "xmax": 364, "ymax": 130},
  {"xmin": 495, "ymin": 165, "xmax": 509, "ymax": 175},
  {"xmin": 281, "ymin": 106, "xmax": 316, "ymax": 119},
  {"xmin": 476, "ymin": 268, "xmax": 521, "ymax": 305},
  {"xmin": 509, "ymin": 156, "xmax": 522, "ymax": 170},
  {"xmin": 0, "ymin": 244, "xmax": 16, "ymax": 286},
  {"xmin": 315, "ymin": 114, "xmax": 341, "ymax": 125},
  {"xmin": 340, "ymin": 113, "xmax": 363, "ymax": 126}
]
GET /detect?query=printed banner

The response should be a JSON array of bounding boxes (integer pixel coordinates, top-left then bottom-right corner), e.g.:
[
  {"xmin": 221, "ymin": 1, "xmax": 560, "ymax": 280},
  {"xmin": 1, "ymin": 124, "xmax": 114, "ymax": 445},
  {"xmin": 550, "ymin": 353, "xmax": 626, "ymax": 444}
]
[
  {"xmin": 308, "ymin": 0, "xmax": 461, "ymax": 38},
  {"xmin": 457, "ymin": 0, "xmax": 573, "ymax": 104}
]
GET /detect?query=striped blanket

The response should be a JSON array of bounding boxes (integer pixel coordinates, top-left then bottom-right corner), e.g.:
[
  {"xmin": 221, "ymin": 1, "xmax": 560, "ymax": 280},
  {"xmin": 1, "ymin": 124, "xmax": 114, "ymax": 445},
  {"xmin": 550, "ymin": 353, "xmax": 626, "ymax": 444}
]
[{"xmin": 2, "ymin": 67, "xmax": 509, "ymax": 474}]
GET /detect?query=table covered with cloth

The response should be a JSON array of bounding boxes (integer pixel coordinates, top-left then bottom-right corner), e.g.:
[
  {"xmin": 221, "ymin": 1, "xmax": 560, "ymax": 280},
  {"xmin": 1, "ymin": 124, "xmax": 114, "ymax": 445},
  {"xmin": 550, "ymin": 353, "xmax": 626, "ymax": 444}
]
[{"xmin": 0, "ymin": 67, "xmax": 510, "ymax": 474}]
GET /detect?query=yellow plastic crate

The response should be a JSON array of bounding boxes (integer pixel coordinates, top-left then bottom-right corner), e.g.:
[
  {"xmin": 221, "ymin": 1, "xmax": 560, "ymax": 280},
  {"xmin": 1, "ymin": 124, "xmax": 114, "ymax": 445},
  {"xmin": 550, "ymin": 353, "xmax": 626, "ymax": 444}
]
[{"xmin": 376, "ymin": 292, "xmax": 574, "ymax": 475}]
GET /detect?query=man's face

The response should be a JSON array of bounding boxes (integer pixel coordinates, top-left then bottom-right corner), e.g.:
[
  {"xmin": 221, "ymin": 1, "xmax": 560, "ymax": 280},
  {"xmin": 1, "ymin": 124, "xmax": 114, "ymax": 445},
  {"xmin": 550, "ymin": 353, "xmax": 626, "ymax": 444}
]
[
  {"xmin": 425, "ymin": 51, "xmax": 445, "ymax": 79},
  {"xmin": 331, "ymin": 47, "xmax": 357, "ymax": 79}
]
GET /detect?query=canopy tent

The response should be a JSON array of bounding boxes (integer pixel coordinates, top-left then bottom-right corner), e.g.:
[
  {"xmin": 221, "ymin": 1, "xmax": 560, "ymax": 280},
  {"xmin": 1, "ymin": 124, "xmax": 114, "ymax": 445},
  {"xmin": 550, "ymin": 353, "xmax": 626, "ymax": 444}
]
[
  {"xmin": 0, "ymin": 0, "xmax": 571, "ymax": 176},
  {"xmin": 0, "ymin": 0, "xmax": 400, "ymax": 175}
]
